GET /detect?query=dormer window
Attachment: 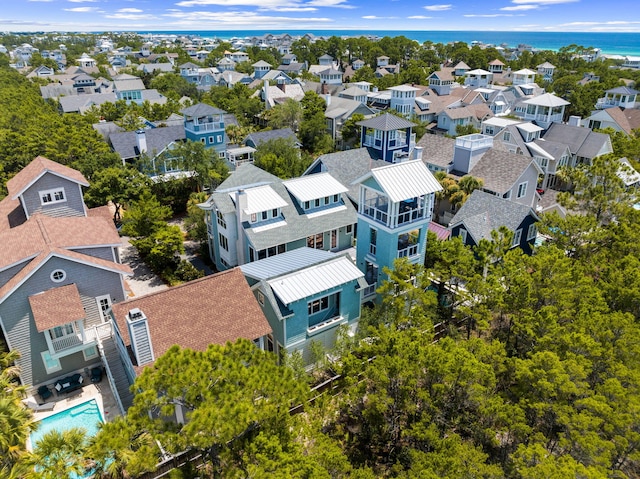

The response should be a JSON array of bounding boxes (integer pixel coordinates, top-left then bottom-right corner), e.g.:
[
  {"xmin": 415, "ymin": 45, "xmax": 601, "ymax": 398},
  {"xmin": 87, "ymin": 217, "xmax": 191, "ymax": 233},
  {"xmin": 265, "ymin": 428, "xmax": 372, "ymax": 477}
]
[{"xmin": 39, "ymin": 187, "xmax": 66, "ymax": 205}]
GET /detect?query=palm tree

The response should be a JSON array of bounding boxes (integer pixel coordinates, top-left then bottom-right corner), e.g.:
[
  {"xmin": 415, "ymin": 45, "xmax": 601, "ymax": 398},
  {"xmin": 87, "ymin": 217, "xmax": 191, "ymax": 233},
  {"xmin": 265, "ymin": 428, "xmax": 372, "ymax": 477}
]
[
  {"xmin": 25, "ymin": 428, "xmax": 89, "ymax": 479},
  {"xmin": 458, "ymin": 175, "xmax": 484, "ymax": 197},
  {"xmin": 0, "ymin": 349, "xmax": 36, "ymax": 472}
]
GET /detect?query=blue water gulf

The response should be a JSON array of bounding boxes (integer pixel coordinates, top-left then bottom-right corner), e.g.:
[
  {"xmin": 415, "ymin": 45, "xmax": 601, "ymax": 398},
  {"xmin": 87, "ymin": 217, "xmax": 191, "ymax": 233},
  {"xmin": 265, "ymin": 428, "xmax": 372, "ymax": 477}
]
[{"xmin": 144, "ymin": 30, "xmax": 640, "ymax": 57}]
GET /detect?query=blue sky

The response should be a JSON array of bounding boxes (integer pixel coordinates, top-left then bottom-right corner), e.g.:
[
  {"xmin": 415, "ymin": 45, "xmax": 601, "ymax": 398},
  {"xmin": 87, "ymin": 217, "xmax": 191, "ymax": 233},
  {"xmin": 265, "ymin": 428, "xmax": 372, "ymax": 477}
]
[{"xmin": 1, "ymin": 0, "xmax": 639, "ymax": 33}]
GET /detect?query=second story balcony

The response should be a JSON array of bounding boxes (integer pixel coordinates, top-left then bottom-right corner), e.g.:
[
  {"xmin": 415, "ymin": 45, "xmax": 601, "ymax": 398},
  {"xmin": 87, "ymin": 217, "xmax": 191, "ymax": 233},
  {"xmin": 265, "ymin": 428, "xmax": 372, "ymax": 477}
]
[
  {"xmin": 361, "ymin": 193, "xmax": 428, "ymax": 229},
  {"xmin": 184, "ymin": 119, "xmax": 225, "ymax": 133}
]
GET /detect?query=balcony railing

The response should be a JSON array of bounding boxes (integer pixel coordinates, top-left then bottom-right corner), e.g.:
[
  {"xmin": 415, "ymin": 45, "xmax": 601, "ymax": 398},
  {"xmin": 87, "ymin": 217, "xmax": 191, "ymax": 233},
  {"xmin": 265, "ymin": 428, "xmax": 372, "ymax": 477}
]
[
  {"xmin": 51, "ymin": 322, "xmax": 113, "ymax": 354},
  {"xmin": 397, "ymin": 243, "xmax": 418, "ymax": 258},
  {"xmin": 184, "ymin": 121, "xmax": 224, "ymax": 132},
  {"xmin": 308, "ymin": 312, "xmax": 344, "ymax": 336},
  {"xmin": 363, "ymin": 283, "xmax": 377, "ymax": 298},
  {"xmin": 362, "ymin": 204, "xmax": 389, "ymax": 225},
  {"xmin": 397, "ymin": 207, "xmax": 424, "ymax": 225},
  {"xmin": 51, "ymin": 334, "xmax": 83, "ymax": 354},
  {"xmin": 363, "ymin": 135, "xmax": 381, "ymax": 148}
]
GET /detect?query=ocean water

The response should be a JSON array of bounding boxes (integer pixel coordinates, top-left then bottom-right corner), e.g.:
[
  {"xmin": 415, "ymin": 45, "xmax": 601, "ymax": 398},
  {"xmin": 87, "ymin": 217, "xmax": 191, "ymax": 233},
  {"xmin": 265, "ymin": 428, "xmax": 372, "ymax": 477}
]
[{"xmin": 145, "ymin": 30, "xmax": 640, "ymax": 57}]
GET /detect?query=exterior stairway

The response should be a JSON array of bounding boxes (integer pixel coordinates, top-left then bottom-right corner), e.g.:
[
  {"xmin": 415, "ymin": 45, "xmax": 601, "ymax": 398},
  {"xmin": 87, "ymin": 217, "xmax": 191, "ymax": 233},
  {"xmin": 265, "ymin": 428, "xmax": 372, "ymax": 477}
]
[{"xmin": 100, "ymin": 336, "xmax": 134, "ymax": 412}]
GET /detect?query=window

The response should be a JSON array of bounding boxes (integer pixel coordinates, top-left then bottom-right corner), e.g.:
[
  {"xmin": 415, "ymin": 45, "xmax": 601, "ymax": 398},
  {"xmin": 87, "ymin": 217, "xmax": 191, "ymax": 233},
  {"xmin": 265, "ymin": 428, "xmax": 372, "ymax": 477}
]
[
  {"xmin": 333, "ymin": 194, "xmax": 339, "ymax": 203},
  {"xmin": 324, "ymin": 196, "xmax": 329, "ymax": 205},
  {"xmin": 331, "ymin": 229, "xmax": 337, "ymax": 249},
  {"xmin": 50, "ymin": 269, "xmax": 66, "ymax": 283},
  {"xmin": 217, "ymin": 135, "xmax": 223, "ymax": 142},
  {"xmin": 200, "ymin": 138, "xmax": 206, "ymax": 144},
  {"xmin": 513, "ymin": 228, "xmax": 522, "ymax": 246},
  {"xmin": 261, "ymin": 211, "xmax": 268, "ymax": 221},
  {"xmin": 527, "ymin": 223, "xmax": 537, "ymax": 241},
  {"xmin": 304, "ymin": 201, "xmax": 310, "ymax": 210},
  {"xmin": 517, "ymin": 182, "xmax": 527, "ymax": 198},
  {"xmin": 257, "ymin": 291, "xmax": 265, "ymax": 306},
  {"xmin": 503, "ymin": 131, "xmax": 511, "ymax": 142},
  {"xmin": 503, "ymin": 190, "xmax": 512, "ymax": 200},
  {"xmin": 307, "ymin": 233, "xmax": 324, "ymax": 249},
  {"xmin": 346, "ymin": 224, "xmax": 353, "ymax": 235},
  {"xmin": 39, "ymin": 187, "xmax": 66, "ymax": 206},
  {"xmin": 308, "ymin": 296, "xmax": 329, "ymax": 315},
  {"xmin": 219, "ymin": 233, "xmax": 229, "ymax": 251},
  {"xmin": 314, "ymin": 198, "xmax": 320, "ymax": 208},
  {"xmin": 272, "ymin": 208, "xmax": 278, "ymax": 218},
  {"xmin": 52, "ymin": 323, "xmax": 75, "ymax": 340},
  {"xmin": 459, "ymin": 228, "xmax": 468, "ymax": 243},
  {"xmin": 250, "ymin": 213, "xmax": 257, "ymax": 223},
  {"xmin": 369, "ymin": 228, "xmax": 377, "ymax": 255},
  {"xmin": 216, "ymin": 210, "xmax": 226, "ymax": 229},
  {"xmin": 83, "ymin": 346, "xmax": 98, "ymax": 360},
  {"xmin": 208, "ymin": 136, "xmax": 214, "ymax": 144},
  {"xmin": 41, "ymin": 351, "xmax": 62, "ymax": 374}
]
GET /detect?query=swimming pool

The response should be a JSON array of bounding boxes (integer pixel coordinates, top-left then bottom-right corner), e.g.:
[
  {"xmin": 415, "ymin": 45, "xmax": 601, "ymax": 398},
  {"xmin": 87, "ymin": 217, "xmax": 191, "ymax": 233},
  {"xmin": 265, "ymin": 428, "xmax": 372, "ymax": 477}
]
[{"xmin": 30, "ymin": 399, "xmax": 104, "ymax": 447}]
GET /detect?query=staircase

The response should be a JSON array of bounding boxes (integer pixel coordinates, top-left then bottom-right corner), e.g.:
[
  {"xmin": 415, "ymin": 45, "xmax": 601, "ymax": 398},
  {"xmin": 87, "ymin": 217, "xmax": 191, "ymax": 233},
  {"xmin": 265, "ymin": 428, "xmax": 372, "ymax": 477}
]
[{"xmin": 101, "ymin": 337, "xmax": 134, "ymax": 411}]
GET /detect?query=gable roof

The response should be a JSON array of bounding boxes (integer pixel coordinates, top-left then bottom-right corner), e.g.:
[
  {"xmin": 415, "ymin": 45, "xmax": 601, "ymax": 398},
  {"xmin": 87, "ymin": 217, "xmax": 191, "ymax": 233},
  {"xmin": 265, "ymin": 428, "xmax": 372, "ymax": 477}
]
[
  {"xmin": 355, "ymin": 160, "xmax": 442, "ymax": 202},
  {"xmin": 283, "ymin": 173, "xmax": 348, "ymax": 203},
  {"xmin": 450, "ymin": 190, "xmax": 537, "ymax": 244},
  {"xmin": 110, "ymin": 268, "xmax": 271, "ymax": 371},
  {"xmin": 109, "ymin": 125, "xmax": 185, "ymax": 160},
  {"xmin": 542, "ymin": 123, "xmax": 612, "ymax": 158},
  {"xmin": 7, "ymin": 156, "xmax": 89, "ymax": 200},
  {"xmin": 469, "ymin": 149, "xmax": 538, "ymax": 195},
  {"xmin": 29, "ymin": 283, "xmax": 85, "ymax": 332},
  {"xmin": 599, "ymin": 106, "xmax": 640, "ymax": 135},
  {"xmin": 417, "ymin": 133, "xmax": 455, "ymax": 170}
]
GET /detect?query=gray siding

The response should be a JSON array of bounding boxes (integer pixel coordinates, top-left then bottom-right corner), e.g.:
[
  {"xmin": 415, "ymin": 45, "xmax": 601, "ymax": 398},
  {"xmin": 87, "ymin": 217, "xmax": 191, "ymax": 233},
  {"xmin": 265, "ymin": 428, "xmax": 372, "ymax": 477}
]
[
  {"xmin": 0, "ymin": 256, "xmax": 126, "ymax": 387},
  {"xmin": 71, "ymin": 246, "xmax": 117, "ymax": 262},
  {"xmin": 20, "ymin": 174, "xmax": 85, "ymax": 218},
  {"xmin": 0, "ymin": 260, "xmax": 29, "ymax": 286}
]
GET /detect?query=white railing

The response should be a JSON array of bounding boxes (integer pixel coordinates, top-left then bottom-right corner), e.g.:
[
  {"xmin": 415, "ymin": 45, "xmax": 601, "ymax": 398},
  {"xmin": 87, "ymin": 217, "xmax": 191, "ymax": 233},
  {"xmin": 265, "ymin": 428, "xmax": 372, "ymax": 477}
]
[
  {"xmin": 184, "ymin": 121, "xmax": 224, "ymax": 132},
  {"xmin": 455, "ymin": 135, "xmax": 493, "ymax": 150},
  {"xmin": 397, "ymin": 207, "xmax": 424, "ymax": 225},
  {"xmin": 51, "ymin": 334, "xmax": 83, "ymax": 353},
  {"xmin": 369, "ymin": 243, "xmax": 377, "ymax": 255},
  {"xmin": 363, "ymin": 283, "xmax": 377, "ymax": 297},
  {"xmin": 397, "ymin": 244, "xmax": 418, "ymax": 258},
  {"xmin": 362, "ymin": 203, "xmax": 388, "ymax": 225},
  {"xmin": 307, "ymin": 315, "xmax": 344, "ymax": 336}
]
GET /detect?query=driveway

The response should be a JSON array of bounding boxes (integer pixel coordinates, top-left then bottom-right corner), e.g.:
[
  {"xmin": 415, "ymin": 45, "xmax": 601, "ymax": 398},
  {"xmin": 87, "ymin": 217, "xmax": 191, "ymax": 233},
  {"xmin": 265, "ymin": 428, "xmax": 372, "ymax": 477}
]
[{"xmin": 120, "ymin": 236, "xmax": 168, "ymax": 298}]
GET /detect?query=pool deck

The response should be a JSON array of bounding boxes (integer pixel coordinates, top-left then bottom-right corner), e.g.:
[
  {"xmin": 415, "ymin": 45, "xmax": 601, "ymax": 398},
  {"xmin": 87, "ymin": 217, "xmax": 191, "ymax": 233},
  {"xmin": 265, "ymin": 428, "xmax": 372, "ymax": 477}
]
[{"xmin": 27, "ymin": 377, "xmax": 122, "ymax": 423}]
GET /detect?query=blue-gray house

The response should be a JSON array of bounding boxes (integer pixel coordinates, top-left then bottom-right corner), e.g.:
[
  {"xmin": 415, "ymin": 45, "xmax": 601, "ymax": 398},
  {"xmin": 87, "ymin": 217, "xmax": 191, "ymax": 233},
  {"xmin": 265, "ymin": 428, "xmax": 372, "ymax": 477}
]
[{"xmin": 240, "ymin": 248, "xmax": 365, "ymax": 363}]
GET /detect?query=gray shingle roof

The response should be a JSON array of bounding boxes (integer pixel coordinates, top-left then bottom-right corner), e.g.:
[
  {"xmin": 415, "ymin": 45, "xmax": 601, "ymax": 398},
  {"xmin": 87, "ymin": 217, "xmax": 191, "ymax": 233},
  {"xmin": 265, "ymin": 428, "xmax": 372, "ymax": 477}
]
[
  {"xmin": 307, "ymin": 148, "xmax": 388, "ymax": 202},
  {"xmin": 245, "ymin": 128, "xmax": 300, "ymax": 147},
  {"xmin": 542, "ymin": 123, "xmax": 611, "ymax": 159},
  {"xmin": 180, "ymin": 103, "xmax": 225, "ymax": 117},
  {"xmin": 109, "ymin": 125, "xmax": 185, "ymax": 160},
  {"xmin": 469, "ymin": 149, "xmax": 537, "ymax": 195},
  {"xmin": 417, "ymin": 133, "xmax": 455, "ymax": 170},
  {"xmin": 209, "ymin": 164, "xmax": 357, "ymax": 252},
  {"xmin": 449, "ymin": 190, "xmax": 536, "ymax": 244},
  {"xmin": 357, "ymin": 113, "xmax": 416, "ymax": 131}
]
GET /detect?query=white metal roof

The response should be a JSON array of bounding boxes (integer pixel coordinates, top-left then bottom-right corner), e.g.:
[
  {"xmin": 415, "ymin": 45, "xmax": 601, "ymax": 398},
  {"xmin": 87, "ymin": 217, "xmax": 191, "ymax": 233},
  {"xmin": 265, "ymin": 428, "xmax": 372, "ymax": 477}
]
[
  {"xmin": 283, "ymin": 173, "xmax": 348, "ymax": 202},
  {"xmin": 240, "ymin": 247, "xmax": 335, "ymax": 280},
  {"xmin": 482, "ymin": 117, "xmax": 521, "ymax": 128},
  {"xmin": 230, "ymin": 185, "xmax": 288, "ymax": 215},
  {"xmin": 516, "ymin": 122, "xmax": 544, "ymax": 133},
  {"xmin": 389, "ymin": 84, "xmax": 420, "ymax": 91},
  {"xmin": 415, "ymin": 97, "xmax": 431, "ymax": 106},
  {"xmin": 523, "ymin": 93, "xmax": 570, "ymax": 108},
  {"xmin": 268, "ymin": 256, "xmax": 364, "ymax": 305},
  {"xmin": 527, "ymin": 141, "xmax": 555, "ymax": 161},
  {"xmin": 359, "ymin": 160, "xmax": 442, "ymax": 202}
]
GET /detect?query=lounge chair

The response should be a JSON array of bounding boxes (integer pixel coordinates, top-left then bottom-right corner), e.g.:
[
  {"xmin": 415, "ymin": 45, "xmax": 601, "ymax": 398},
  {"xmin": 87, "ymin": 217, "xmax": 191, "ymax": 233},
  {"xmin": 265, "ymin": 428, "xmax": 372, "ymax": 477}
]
[
  {"xmin": 90, "ymin": 366, "xmax": 103, "ymax": 383},
  {"xmin": 24, "ymin": 399, "xmax": 56, "ymax": 412},
  {"xmin": 37, "ymin": 385, "xmax": 53, "ymax": 401}
]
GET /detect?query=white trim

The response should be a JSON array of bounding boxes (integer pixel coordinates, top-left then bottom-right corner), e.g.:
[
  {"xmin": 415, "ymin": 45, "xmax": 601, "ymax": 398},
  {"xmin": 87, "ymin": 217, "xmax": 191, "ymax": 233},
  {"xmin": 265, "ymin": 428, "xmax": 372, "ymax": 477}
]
[
  {"xmin": 96, "ymin": 295, "xmax": 112, "ymax": 322},
  {"xmin": 517, "ymin": 181, "xmax": 528, "ymax": 199},
  {"xmin": 527, "ymin": 223, "xmax": 537, "ymax": 241},
  {"xmin": 11, "ymin": 170, "xmax": 89, "ymax": 200},
  {"xmin": 513, "ymin": 228, "xmax": 522, "ymax": 246},
  {"xmin": 50, "ymin": 269, "xmax": 66, "ymax": 283},
  {"xmin": 0, "ymin": 251, "xmax": 132, "ymax": 306},
  {"xmin": 39, "ymin": 187, "xmax": 67, "ymax": 206},
  {"xmin": 82, "ymin": 345, "xmax": 99, "ymax": 360},
  {"xmin": 41, "ymin": 350, "xmax": 62, "ymax": 374}
]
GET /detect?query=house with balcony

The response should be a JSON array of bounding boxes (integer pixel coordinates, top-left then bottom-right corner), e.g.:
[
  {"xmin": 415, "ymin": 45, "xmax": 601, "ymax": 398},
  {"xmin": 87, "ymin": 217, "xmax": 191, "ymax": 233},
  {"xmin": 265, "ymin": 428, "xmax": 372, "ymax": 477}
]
[
  {"xmin": 427, "ymin": 68, "xmax": 455, "ymax": 96},
  {"xmin": 536, "ymin": 62, "xmax": 556, "ymax": 82},
  {"xmin": 354, "ymin": 160, "xmax": 442, "ymax": 302},
  {"xmin": 488, "ymin": 59, "xmax": 505, "ymax": 74},
  {"xmin": 513, "ymin": 92, "xmax": 569, "ymax": 129},
  {"xmin": 389, "ymin": 84, "xmax": 419, "ymax": 118},
  {"xmin": 436, "ymin": 103, "xmax": 494, "ymax": 136},
  {"xmin": 449, "ymin": 189, "xmax": 539, "ymax": 255},
  {"xmin": 182, "ymin": 103, "xmax": 227, "ymax": 158},
  {"xmin": 198, "ymin": 164, "xmax": 357, "ymax": 272},
  {"xmin": 511, "ymin": 68, "xmax": 537, "ymax": 86},
  {"xmin": 0, "ymin": 156, "xmax": 131, "ymax": 393},
  {"xmin": 453, "ymin": 61, "xmax": 471, "ymax": 77},
  {"xmin": 595, "ymin": 86, "xmax": 639, "ymax": 110},
  {"xmin": 358, "ymin": 113, "xmax": 419, "ymax": 163},
  {"xmin": 464, "ymin": 69, "xmax": 493, "ymax": 88},
  {"xmin": 240, "ymin": 248, "xmax": 365, "ymax": 363}
]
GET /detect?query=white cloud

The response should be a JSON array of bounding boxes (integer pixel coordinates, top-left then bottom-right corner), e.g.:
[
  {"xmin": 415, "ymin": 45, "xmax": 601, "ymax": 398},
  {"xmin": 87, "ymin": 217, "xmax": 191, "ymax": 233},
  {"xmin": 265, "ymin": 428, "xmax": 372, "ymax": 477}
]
[
  {"xmin": 501, "ymin": 5, "xmax": 538, "ymax": 10},
  {"xmin": 464, "ymin": 13, "xmax": 521, "ymax": 17},
  {"xmin": 423, "ymin": 4, "xmax": 451, "ymax": 11},
  {"xmin": 408, "ymin": 15, "xmax": 432, "ymax": 19},
  {"xmin": 63, "ymin": 6, "xmax": 100, "ymax": 12},
  {"xmin": 67, "ymin": 0, "xmax": 98, "ymax": 3},
  {"xmin": 175, "ymin": 0, "xmax": 353, "ymax": 8},
  {"xmin": 512, "ymin": 0, "xmax": 578, "ymax": 3},
  {"xmin": 117, "ymin": 8, "xmax": 144, "ymax": 13},
  {"xmin": 162, "ymin": 10, "xmax": 332, "ymax": 26},
  {"xmin": 558, "ymin": 20, "xmax": 640, "ymax": 26},
  {"xmin": 258, "ymin": 6, "xmax": 318, "ymax": 11},
  {"xmin": 104, "ymin": 13, "xmax": 159, "ymax": 20}
]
